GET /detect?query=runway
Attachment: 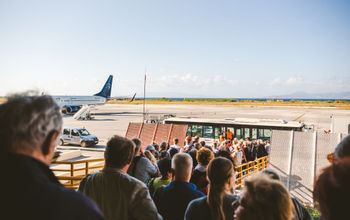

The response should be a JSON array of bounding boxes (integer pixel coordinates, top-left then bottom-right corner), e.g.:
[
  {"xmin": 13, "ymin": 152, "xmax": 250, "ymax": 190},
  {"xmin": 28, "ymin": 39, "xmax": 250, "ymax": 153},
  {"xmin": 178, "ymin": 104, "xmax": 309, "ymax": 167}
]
[{"xmin": 58, "ymin": 103, "xmax": 349, "ymax": 159}]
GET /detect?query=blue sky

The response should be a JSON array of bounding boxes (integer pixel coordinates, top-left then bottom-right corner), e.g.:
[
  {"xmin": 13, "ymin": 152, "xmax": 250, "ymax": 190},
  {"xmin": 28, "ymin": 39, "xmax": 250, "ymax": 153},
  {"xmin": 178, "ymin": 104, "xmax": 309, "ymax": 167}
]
[{"xmin": 0, "ymin": 0, "xmax": 349, "ymax": 98}]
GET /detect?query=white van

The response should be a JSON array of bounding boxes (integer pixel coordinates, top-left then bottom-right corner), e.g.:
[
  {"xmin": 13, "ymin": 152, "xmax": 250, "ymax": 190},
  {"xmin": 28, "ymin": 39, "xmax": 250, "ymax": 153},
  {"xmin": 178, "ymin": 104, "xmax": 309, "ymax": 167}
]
[{"xmin": 59, "ymin": 127, "xmax": 98, "ymax": 147}]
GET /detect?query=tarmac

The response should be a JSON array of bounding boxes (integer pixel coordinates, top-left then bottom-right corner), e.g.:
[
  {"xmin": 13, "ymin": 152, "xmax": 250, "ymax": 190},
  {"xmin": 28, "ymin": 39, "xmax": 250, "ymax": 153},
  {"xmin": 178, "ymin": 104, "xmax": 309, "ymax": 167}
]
[{"xmin": 56, "ymin": 103, "xmax": 350, "ymax": 160}]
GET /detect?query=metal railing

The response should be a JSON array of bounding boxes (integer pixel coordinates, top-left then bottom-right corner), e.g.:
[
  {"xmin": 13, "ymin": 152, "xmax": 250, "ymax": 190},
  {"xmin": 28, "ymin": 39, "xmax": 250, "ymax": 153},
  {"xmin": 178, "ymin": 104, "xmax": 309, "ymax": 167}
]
[
  {"xmin": 51, "ymin": 158, "xmax": 105, "ymax": 189},
  {"xmin": 235, "ymin": 156, "xmax": 269, "ymax": 189},
  {"xmin": 51, "ymin": 156, "xmax": 268, "ymax": 190}
]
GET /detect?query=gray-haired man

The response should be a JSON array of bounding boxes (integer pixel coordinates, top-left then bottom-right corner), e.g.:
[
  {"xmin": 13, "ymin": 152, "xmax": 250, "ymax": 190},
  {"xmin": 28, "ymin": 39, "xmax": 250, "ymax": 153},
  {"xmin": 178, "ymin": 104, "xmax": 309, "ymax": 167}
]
[{"xmin": 0, "ymin": 93, "xmax": 104, "ymax": 220}]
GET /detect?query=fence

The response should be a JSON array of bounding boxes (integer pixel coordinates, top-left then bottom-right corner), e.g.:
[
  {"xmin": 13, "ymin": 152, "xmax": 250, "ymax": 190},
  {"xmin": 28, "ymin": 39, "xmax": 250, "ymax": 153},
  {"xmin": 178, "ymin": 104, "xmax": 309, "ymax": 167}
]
[
  {"xmin": 235, "ymin": 156, "xmax": 268, "ymax": 189},
  {"xmin": 269, "ymin": 130, "xmax": 347, "ymax": 205},
  {"xmin": 51, "ymin": 158, "xmax": 105, "ymax": 189},
  {"xmin": 51, "ymin": 155, "xmax": 268, "ymax": 190}
]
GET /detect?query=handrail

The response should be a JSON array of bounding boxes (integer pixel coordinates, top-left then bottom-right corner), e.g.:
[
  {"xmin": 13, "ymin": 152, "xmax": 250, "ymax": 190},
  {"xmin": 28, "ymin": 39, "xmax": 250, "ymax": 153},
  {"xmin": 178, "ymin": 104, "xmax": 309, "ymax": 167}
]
[
  {"xmin": 52, "ymin": 156, "xmax": 268, "ymax": 190},
  {"xmin": 51, "ymin": 158, "xmax": 105, "ymax": 189},
  {"xmin": 234, "ymin": 156, "xmax": 268, "ymax": 189}
]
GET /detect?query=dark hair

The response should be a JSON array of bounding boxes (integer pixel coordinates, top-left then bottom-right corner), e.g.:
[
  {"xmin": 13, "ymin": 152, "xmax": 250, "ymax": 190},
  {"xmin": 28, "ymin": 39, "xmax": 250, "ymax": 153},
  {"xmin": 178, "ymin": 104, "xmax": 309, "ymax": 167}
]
[
  {"xmin": 105, "ymin": 135, "xmax": 135, "ymax": 169},
  {"xmin": 169, "ymin": 148, "xmax": 179, "ymax": 158},
  {"xmin": 189, "ymin": 149, "xmax": 198, "ymax": 167},
  {"xmin": 131, "ymin": 138, "xmax": 142, "ymax": 153},
  {"xmin": 262, "ymin": 168, "xmax": 281, "ymax": 181},
  {"xmin": 159, "ymin": 150, "xmax": 169, "ymax": 159},
  {"xmin": 314, "ymin": 158, "xmax": 350, "ymax": 220},
  {"xmin": 158, "ymin": 158, "xmax": 172, "ymax": 177},
  {"xmin": 215, "ymin": 150, "xmax": 234, "ymax": 165},
  {"xmin": 174, "ymin": 138, "xmax": 179, "ymax": 144},
  {"xmin": 207, "ymin": 157, "xmax": 234, "ymax": 220}
]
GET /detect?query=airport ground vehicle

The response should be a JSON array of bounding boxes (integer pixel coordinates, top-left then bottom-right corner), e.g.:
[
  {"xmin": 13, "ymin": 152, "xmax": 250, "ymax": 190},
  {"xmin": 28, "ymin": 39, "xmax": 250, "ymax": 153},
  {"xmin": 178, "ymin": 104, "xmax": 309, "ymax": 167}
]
[
  {"xmin": 163, "ymin": 117, "xmax": 304, "ymax": 141},
  {"xmin": 59, "ymin": 127, "xmax": 98, "ymax": 147}
]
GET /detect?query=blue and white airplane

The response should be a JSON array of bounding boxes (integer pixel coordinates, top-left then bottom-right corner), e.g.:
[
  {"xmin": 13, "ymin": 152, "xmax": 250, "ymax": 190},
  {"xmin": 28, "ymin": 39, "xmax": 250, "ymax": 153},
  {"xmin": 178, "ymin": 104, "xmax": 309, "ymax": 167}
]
[{"xmin": 53, "ymin": 75, "xmax": 135, "ymax": 115}]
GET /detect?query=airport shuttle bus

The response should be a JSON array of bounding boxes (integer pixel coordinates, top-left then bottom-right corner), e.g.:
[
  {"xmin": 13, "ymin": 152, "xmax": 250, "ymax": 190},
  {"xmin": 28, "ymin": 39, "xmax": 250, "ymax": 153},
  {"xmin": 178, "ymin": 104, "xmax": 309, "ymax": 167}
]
[{"xmin": 163, "ymin": 117, "xmax": 304, "ymax": 141}]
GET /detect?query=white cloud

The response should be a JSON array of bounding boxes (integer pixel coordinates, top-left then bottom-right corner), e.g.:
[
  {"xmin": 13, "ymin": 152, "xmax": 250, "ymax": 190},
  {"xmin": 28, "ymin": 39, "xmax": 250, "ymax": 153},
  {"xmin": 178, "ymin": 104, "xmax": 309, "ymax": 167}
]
[
  {"xmin": 286, "ymin": 76, "xmax": 304, "ymax": 85},
  {"xmin": 270, "ymin": 77, "xmax": 281, "ymax": 85}
]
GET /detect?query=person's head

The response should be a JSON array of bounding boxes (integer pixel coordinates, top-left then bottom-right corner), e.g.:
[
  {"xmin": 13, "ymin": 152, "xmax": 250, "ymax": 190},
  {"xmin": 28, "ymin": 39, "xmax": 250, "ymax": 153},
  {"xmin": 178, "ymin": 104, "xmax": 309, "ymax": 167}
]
[
  {"xmin": 194, "ymin": 136, "xmax": 200, "ymax": 143},
  {"xmin": 160, "ymin": 141, "xmax": 168, "ymax": 151},
  {"xmin": 200, "ymin": 140, "xmax": 206, "ymax": 147},
  {"xmin": 215, "ymin": 150, "xmax": 235, "ymax": 165},
  {"xmin": 234, "ymin": 173, "xmax": 293, "ymax": 220},
  {"xmin": 207, "ymin": 157, "xmax": 235, "ymax": 220},
  {"xmin": 328, "ymin": 135, "xmax": 350, "ymax": 162},
  {"xmin": 313, "ymin": 157, "xmax": 350, "ymax": 220},
  {"xmin": 104, "ymin": 135, "xmax": 135, "ymax": 170},
  {"xmin": 189, "ymin": 149, "xmax": 198, "ymax": 167},
  {"xmin": 186, "ymin": 136, "xmax": 192, "ymax": 144},
  {"xmin": 145, "ymin": 144, "xmax": 156, "ymax": 155},
  {"xmin": 131, "ymin": 138, "xmax": 142, "ymax": 155},
  {"xmin": 196, "ymin": 147, "xmax": 214, "ymax": 166},
  {"xmin": 172, "ymin": 153, "xmax": 193, "ymax": 182},
  {"xmin": 0, "ymin": 93, "xmax": 62, "ymax": 165},
  {"xmin": 158, "ymin": 158, "xmax": 172, "ymax": 180},
  {"xmin": 159, "ymin": 150, "xmax": 169, "ymax": 159},
  {"xmin": 152, "ymin": 142, "xmax": 159, "ymax": 152},
  {"xmin": 169, "ymin": 147, "xmax": 179, "ymax": 159},
  {"xmin": 261, "ymin": 168, "xmax": 281, "ymax": 181},
  {"xmin": 174, "ymin": 138, "xmax": 179, "ymax": 145},
  {"xmin": 193, "ymin": 142, "xmax": 200, "ymax": 150},
  {"xmin": 144, "ymin": 150, "xmax": 157, "ymax": 164}
]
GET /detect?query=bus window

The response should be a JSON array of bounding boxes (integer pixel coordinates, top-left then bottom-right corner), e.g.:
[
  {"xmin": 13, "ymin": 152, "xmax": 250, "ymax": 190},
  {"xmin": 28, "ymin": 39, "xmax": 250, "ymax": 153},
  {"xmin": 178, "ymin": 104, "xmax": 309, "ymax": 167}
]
[
  {"xmin": 192, "ymin": 125, "xmax": 203, "ymax": 137},
  {"xmin": 186, "ymin": 126, "xmax": 192, "ymax": 137},
  {"xmin": 258, "ymin": 129, "xmax": 264, "ymax": 139},
  {"xmin": 244, "ymin": 128, "xmax": 250, "ymax": 139},
  {"xmin": 214, "ymin": 127, "xmax": 219, "ymax": 139},
  {"xmin": 203, "ymin": 126, "xmax": 213, "ymax": 138},
  {"xmin": 264, "ymin": 129, "xmax": 271, "ymax": 138},
  {"xmin": 236, "ymin": 128, "xmax": 242, "ymax": 139},
  {"xmin": 252, "ymin": 128, "xmax": 257, "ymax": 140}
]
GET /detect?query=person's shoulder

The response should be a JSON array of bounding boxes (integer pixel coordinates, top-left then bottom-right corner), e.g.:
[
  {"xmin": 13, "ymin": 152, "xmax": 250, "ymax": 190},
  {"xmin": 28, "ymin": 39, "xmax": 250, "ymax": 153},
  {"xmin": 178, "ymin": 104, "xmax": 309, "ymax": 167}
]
[
  {"xmin": 188, "ymin": 196, "xmax": 207, "ymax": 208},
  {"xmin": 57, "ymin": 186, "xmax": 104, "ymax": 219}
]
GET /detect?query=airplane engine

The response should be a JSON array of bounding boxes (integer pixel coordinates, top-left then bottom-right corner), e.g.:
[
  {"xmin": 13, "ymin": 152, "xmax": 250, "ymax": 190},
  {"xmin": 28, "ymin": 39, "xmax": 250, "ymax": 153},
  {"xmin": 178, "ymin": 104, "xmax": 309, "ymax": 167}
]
[{"xmin": 62, "ymin": 106, "xmax": 81, "ymax": 114}]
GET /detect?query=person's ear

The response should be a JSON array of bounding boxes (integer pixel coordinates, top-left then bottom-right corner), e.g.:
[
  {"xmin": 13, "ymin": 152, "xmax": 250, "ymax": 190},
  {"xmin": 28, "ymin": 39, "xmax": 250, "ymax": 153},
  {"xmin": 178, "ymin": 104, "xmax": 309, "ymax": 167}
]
[{"xmin": 42, "ymin": 130, "xmax": 60, "ymax": 163}]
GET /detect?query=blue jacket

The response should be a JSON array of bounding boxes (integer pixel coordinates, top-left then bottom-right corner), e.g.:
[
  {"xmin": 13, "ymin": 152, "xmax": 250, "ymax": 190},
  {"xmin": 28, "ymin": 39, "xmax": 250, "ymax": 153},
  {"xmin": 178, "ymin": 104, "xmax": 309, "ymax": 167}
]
[
  {"xmin": 0, "ymin": 153, "xmax": 104, "ymax": 220},
  {"xmin": 153, "ymin": 181, "xmax": 204, "ymax": 220}
]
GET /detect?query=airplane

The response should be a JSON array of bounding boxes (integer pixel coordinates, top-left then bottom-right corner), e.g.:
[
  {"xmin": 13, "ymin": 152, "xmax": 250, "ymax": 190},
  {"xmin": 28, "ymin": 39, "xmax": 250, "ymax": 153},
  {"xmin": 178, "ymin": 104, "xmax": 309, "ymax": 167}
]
[{"xmin": 53, "ymin": 75, "xmax": 135, "ymax": 115}]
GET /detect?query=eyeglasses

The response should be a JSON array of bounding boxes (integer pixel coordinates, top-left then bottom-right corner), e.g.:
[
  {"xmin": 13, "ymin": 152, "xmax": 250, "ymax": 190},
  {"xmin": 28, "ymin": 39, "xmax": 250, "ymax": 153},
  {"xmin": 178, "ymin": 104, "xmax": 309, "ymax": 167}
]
[{"xmin": 327, "ymin": 153, "xmax": 334, "ymax": 163}]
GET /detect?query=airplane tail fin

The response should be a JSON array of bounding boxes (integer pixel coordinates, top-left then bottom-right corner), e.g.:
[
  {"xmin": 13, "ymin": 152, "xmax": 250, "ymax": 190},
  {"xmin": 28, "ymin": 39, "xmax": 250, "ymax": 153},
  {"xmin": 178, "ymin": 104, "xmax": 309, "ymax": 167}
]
[
  {"xmin": 94, "ymin": 75, "xmax": 113, "ymax": 98},
  {"xmin": 129, "ymin": 93, "xmax": 136, "ymax": 102}
]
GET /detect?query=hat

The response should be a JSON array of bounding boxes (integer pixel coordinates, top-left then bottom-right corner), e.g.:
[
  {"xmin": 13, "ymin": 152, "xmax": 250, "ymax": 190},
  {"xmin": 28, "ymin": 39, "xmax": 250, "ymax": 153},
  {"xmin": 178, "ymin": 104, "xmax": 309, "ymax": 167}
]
[
  {"xmin": 186, "ymin": 136, "xmax": 192, "ymax": 141},
  {"xmin": 145, "ymin": 145, "xmax": 155, "ymax": 151}
]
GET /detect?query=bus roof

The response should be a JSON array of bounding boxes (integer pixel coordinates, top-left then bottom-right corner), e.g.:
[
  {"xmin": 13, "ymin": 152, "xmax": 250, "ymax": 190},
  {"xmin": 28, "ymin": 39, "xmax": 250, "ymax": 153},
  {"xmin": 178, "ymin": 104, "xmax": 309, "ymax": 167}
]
[{"xmin": 163, "ymin": 117, "xmax": 304, "ymax": 128}]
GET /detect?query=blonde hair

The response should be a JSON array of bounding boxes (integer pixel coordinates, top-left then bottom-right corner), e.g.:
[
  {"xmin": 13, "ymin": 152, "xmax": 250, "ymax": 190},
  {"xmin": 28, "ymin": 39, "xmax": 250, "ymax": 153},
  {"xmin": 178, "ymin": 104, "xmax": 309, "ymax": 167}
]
[
  {"xmin": 144, "ymin": 150, "xmax": 157, "ymax": 164},
  {"xmin": 238, "ymin": 173, "xmax": 293, "ymax": 220}
]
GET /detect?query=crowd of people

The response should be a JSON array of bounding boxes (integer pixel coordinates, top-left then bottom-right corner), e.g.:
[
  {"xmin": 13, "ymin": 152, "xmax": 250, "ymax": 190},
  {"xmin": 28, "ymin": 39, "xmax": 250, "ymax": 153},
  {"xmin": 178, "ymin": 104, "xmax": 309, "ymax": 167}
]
[{"xmin": 1, "ymin": 93, "xmax": 350, "ymax": 220}]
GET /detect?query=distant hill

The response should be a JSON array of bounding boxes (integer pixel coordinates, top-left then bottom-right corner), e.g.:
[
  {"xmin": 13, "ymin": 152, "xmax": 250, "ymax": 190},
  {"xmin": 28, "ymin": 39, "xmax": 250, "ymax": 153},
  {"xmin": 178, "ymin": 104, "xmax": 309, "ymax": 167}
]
[{"xmin": 269, "ymin": 91, "xmax": 350, "ymax": 99}]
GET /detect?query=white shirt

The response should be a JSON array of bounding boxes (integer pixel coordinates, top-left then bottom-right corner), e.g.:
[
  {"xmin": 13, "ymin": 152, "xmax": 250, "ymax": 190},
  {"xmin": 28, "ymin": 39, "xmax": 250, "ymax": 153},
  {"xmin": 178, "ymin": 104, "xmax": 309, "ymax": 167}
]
[{"xmin": 233, "ymin": 151, "xmax": 243, "ymax": 166}]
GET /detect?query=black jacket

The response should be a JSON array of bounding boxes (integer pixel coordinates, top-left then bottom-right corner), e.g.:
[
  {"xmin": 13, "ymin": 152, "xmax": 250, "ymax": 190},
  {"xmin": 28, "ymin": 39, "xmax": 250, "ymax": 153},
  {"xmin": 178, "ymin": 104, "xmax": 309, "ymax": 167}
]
[{"xmin": 0, "ymin": 153, "xmax": 104, "ymax": 220}]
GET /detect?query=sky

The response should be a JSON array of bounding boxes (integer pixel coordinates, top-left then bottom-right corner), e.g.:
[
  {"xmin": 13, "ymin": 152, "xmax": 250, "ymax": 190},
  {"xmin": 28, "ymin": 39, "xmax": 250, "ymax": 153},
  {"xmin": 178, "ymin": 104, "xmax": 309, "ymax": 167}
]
[{"xmin": 0, "ymin": 0, "xmax": 349, "ymax": 98}]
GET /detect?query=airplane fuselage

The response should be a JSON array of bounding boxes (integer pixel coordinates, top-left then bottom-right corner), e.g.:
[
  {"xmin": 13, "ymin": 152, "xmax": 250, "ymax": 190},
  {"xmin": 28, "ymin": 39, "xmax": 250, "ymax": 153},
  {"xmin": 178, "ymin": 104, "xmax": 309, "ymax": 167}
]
[{"xmin": 53, "ymin": 96, "xmax": 107, "ymax": 108}]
